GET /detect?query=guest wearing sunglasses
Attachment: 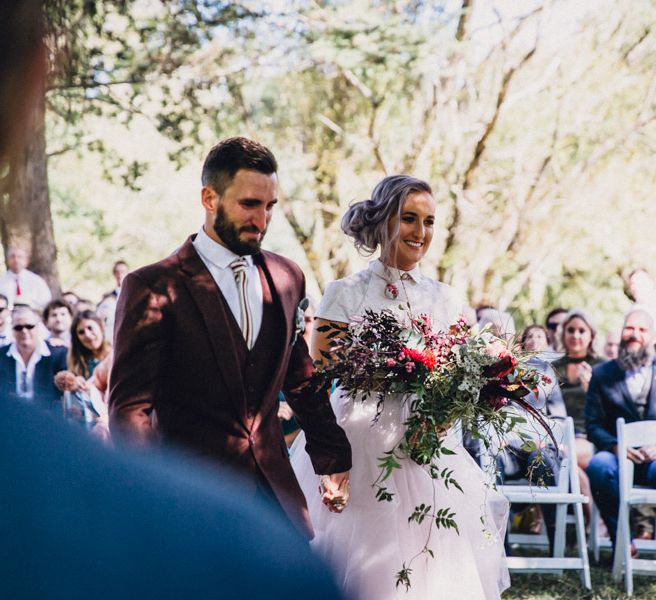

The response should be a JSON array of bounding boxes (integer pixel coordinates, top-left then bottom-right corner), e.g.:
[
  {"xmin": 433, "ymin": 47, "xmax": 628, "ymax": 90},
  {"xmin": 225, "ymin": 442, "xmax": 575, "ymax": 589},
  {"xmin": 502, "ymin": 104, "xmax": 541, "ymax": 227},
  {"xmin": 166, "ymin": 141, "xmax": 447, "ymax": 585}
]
[
  {"xmin": 544, "ymin": 306, "xmax": 568, "ymax": 351},
  {"xmin": 0, "ymin": 305, "xmax": 66, "ymax": 405}
]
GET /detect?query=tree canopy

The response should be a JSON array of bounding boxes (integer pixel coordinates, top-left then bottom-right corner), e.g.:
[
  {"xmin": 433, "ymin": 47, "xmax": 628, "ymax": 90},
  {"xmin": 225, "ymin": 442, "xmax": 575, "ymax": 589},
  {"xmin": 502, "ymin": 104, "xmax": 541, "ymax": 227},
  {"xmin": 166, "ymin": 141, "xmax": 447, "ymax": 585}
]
[{"xmin": 5, "ymin": 0, "xmax": 655, "ymax": 331}]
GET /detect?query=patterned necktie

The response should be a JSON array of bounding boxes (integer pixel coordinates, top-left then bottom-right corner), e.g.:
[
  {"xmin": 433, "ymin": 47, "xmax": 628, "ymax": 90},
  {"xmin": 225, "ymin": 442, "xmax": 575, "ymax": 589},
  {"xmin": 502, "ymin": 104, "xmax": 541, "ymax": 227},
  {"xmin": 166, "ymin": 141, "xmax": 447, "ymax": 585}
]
[{"xmin": 230, "ymin": 257, "xmax": 254, "ymax": 349}]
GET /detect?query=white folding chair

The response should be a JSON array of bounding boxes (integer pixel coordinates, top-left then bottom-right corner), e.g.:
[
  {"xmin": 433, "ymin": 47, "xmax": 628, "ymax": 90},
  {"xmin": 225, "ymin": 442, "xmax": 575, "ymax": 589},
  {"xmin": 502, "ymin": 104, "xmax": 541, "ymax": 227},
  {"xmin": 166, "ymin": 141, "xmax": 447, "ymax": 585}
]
[
  {"xmin": 588, "ymin": 498, "xmax": 612, "ymax": 562},
  {"xmin": 612, "ymin": 418, "xmax": 656, "ymax": 596},
  {"xmin": 494, "ymin": 416, "xmax": 591, "ymax": 589}
]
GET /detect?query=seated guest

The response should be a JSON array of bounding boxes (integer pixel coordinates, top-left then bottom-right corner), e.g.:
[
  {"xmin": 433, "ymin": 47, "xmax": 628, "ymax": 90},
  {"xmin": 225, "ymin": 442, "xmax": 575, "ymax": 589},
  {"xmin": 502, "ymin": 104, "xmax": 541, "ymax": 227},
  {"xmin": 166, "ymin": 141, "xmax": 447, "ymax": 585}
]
[
  {"xmin": 552, "ymin": 309, "xmax": 603, "ymax": 522},
  {"xmin": 544, "ymin": 307, "xmax": 568, "ymax": 351},
  {"xmin": 105, "ymin": 260, "xmax": 129, "ymax": 299},
  {"xmin": 61, "ymin": 290, "xmax": 80, "ymax": 308},
  {"xmin": 96, "ymin": 293, "xmax": 117, "ymax": 343},
  {"xmin": 0, "ymin": 293, "xmax": 12, "ymax": 346},
  {"xmin": 477, "ymin": 307, "xmax": 516, "ymax": 339},
  {"xmin": 54, "ymin": 310, "xmax": 111, "ymax": 432},
  {"xmin": 521, "ymin": 324, "xmax": 549, "ymax": 353},
  {"xmin": 0, "ymin": 246, "xmax": 52, "ymax": 310},
  {"xmin": 495, "ymin": 326, "xmax": 565, "ymax": 547},
  {"xmin": 43, "ymin": 299, "xmax": 74, "ymax": 347},
  {"xmin": 604, "ymin": 329, "xmax": 621, "ymax": 360},
  {"xmin": 586, "ymin": 308, "xmax": 656, "ymax": 550},
  {"xmin": 75, "ymin": 298, "xmax": 95, "ymax": 313},
  {"xmin": 0, "ymin": 305, "xmax": 66, "ymax": 406}
]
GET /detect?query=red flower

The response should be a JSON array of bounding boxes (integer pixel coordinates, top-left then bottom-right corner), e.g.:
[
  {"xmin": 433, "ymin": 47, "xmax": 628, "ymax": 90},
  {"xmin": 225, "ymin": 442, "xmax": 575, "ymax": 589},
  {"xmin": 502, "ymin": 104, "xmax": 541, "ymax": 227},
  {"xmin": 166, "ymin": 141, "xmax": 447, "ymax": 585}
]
[{"xmin": 401, "ymin": 347, "xmax": 438, "ymax": 370}]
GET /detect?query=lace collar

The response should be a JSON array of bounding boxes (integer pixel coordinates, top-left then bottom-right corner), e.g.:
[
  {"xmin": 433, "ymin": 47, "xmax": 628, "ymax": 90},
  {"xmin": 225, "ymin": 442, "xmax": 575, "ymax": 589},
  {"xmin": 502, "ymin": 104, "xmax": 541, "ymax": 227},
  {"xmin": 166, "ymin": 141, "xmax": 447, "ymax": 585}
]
[{"xmin": 368, "ymin": 259, "xmax": 422, "ymax": 284}]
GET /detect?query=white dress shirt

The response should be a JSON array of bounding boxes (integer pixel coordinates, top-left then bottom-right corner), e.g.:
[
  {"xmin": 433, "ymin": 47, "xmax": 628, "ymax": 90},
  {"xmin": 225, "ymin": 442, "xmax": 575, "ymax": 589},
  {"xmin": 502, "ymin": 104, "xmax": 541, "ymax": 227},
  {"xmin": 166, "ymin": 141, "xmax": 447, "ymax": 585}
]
[
  {"xmin": 192, "ymin": 227, "xmax": 263, "ymax": 342},
  {"xmin": 0, "ymin": 268, "xmax": 52, "ymax": 309},
  {"xmin": 7, "ymin": 338, "xmax": 52, "ymax": 400}
]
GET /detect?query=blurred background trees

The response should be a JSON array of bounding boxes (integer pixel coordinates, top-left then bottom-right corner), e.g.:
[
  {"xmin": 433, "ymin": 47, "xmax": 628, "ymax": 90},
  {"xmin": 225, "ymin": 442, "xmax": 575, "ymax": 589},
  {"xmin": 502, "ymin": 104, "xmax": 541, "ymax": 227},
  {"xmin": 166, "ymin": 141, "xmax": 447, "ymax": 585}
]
[{"xmin": 2, "ymin": 0, "xmax": 655, "ymax": 330}]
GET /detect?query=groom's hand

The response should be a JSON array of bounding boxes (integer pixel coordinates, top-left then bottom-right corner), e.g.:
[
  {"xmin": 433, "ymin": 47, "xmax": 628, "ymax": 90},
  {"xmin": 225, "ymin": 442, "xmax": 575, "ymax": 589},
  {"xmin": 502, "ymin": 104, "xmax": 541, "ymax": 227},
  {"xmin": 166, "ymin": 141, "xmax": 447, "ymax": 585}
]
[{"xmin": 319, "ymin": 471, "xmax": 350, "ymax": 513}]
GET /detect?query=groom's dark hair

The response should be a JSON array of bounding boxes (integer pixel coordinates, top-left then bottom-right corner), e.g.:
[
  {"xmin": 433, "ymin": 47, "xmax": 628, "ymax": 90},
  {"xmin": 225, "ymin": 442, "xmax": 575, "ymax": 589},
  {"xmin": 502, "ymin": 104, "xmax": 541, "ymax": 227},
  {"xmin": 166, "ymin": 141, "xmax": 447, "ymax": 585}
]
[{"xmin": 202, "ymin": 137, "xmax": 278, "ymax": 195}]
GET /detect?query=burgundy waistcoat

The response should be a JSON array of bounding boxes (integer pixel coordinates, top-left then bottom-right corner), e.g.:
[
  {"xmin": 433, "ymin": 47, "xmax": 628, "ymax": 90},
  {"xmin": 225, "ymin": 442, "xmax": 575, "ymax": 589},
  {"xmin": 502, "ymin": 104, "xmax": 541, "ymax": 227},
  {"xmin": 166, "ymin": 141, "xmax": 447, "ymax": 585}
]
[{"xmin": 217, "ymin": 264, "xmax": 285, "ymax": 418}]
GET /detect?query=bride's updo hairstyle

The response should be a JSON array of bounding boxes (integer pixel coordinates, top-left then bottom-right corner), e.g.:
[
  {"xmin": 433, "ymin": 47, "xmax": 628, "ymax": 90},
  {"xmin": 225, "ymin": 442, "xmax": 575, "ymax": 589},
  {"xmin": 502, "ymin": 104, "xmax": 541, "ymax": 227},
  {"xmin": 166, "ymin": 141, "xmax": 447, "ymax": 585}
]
[{"xmin": 341, "ymin": 175, "xmax": 432, "ymax": 262}]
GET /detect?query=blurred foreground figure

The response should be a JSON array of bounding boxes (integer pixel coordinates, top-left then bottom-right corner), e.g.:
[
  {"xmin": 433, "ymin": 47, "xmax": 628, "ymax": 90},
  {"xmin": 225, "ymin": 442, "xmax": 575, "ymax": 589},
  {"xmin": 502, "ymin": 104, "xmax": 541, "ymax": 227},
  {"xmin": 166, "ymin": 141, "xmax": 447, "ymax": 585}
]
[
  {"xmin": 0, "ymin": 399, "xmax": 342, "ymax": 599},
  {"xmin": 0, "ymin": 3, "xmax": 342, "ymax": 597}
]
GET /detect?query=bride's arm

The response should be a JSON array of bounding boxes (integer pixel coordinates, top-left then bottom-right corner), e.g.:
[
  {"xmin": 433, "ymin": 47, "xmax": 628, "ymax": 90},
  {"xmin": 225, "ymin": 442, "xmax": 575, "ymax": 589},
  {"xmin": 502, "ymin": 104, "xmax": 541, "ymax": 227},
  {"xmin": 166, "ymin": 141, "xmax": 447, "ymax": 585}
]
[
  {"xmin": 308, "ymin": 316, "xmax": 350, "ymax": 512},
  {"xmin": 309, "ymin": 317, "xmax": 347, "ymax": 365}
]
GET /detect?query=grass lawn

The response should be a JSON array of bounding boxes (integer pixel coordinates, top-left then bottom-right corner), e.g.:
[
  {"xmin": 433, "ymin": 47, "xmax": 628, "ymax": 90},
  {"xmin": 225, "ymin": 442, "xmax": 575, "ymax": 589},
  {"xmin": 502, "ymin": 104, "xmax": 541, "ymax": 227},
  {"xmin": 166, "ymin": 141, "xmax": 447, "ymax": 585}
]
[{"xmin": 504, "ymin": 557, "xmax": 656, "ymax": 599}]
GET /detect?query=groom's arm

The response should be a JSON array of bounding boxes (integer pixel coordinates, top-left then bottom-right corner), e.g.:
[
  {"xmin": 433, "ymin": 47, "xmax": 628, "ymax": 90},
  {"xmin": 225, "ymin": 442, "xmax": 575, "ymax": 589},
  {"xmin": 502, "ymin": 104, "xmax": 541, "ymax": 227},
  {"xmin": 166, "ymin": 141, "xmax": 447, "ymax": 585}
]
[
  {"xmin": 109, "ymin": 271, "xmax": 167, "ymax": 445},
  {"xmin": 283, "ymin": 331, "xmax": 352, "ymax": 474}
]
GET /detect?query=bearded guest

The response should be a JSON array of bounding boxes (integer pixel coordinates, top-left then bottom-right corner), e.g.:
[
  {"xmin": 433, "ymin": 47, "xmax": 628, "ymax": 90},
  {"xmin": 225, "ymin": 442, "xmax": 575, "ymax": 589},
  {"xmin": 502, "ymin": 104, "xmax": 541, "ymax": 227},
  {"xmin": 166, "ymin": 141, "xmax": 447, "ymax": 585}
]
[{"xmin": 585, "ymin": 308, "xmax": 656, "ymax": 552}]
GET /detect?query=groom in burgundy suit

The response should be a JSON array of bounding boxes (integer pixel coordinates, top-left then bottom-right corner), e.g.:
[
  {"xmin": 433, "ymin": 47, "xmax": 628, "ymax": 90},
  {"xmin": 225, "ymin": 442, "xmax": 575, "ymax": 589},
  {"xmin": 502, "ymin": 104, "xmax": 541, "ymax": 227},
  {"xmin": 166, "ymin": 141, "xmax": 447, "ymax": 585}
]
[{"xmin": 109, "ymin": 137, "xmax": 351, "ymax": 538}]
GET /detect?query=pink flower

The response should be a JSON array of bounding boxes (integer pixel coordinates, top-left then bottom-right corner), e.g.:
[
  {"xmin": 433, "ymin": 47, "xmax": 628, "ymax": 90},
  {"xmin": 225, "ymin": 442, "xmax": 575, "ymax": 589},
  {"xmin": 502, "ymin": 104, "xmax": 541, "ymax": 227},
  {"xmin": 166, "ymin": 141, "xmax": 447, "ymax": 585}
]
[
  {"xmin": 405, "ymin": 362, "xmax": 415, "ymax": 373},
  {"xmin": 385, "ymin": 358, "xmax": 396, "ymax": 367}
]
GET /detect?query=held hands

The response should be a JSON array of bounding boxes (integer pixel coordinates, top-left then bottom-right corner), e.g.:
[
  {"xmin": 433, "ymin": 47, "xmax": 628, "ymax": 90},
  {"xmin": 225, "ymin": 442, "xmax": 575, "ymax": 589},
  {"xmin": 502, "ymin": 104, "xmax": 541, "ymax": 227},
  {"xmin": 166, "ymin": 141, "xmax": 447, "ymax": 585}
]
[
  {"xmin": 319, "ymin": 471, "xmax": 350, "ymax": 513},
  {"xmin": 54, "ymin": 370, "xmax": 88, "ymax": 393}
]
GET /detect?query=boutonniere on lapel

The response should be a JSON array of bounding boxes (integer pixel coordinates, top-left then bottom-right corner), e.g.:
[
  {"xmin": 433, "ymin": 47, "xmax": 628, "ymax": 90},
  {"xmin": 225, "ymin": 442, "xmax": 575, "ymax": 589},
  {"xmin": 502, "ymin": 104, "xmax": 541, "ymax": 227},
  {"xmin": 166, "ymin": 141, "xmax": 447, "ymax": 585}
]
[{"xmin": 292, "ymin": 297, "xmax": 310, "ymax": 345}]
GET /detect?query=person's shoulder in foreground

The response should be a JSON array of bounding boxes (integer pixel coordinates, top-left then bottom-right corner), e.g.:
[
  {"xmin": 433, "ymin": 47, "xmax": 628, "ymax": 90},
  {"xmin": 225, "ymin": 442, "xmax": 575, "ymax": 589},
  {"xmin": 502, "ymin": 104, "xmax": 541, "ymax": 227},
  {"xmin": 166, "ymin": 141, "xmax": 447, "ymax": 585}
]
[{"xmin": 0, "ymin": 398, "xmax": 343, "ymax": 600}]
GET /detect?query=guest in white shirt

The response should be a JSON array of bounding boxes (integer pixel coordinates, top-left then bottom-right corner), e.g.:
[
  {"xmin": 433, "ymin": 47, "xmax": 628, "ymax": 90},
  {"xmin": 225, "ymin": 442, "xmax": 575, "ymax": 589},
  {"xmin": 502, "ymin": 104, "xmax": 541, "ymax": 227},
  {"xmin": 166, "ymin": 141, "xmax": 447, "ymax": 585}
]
[
  {"xmin": 106, "ymin": 260, "xmax": 129, "ymax": 299},
  {"xmin": 0, "ymin": 247, "xmax": 52, "ymax": 309},
  {"xmin": 0, "ymin": 305, "xmax": 66, "ymax": 405},
  {"xmin": 0, "ymin": 293, "xmax": 12, "ymax": 347}
]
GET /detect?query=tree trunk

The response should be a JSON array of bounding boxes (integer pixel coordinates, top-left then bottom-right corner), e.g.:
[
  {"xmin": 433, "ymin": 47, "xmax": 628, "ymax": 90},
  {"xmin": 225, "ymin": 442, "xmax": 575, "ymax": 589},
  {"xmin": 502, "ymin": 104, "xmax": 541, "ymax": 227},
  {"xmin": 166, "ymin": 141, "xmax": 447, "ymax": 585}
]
[{"xmin": 0, "ymin": 90, "xmax": 60, "ymax": 296}]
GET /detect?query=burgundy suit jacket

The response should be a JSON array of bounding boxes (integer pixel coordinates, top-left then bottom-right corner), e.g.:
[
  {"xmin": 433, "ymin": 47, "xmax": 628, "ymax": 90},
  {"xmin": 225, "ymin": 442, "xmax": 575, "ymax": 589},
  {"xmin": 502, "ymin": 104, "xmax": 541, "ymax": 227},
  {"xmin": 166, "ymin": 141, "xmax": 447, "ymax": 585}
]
[{"xmin": 108, "ymin": 237, "xmax": 351, "ymax": 538}]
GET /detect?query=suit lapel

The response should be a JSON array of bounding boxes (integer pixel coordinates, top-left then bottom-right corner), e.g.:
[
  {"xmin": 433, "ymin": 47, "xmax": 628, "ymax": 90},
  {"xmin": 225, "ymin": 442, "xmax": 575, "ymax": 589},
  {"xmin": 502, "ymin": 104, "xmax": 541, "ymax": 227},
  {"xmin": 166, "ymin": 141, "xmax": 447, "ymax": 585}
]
[
  {"xmin": 177, "ymin": 238, "xmax": 249, "ymax": 432},
  {"xmin": 614, "ymin": 361, "xmax": 643, "ymax": 420}
]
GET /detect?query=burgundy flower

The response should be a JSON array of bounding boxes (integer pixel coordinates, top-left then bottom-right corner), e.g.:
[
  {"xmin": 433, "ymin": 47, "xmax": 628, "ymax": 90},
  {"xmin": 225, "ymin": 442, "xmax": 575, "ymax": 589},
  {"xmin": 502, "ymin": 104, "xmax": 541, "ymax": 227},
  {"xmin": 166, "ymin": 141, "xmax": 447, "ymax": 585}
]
[
  {"xmin": 482, "ymin": 351, "xmax": 517, "ymax": 379},
  {"xmin": 488, "ymin": 396, "xmax": 509, "ymax": 410}
]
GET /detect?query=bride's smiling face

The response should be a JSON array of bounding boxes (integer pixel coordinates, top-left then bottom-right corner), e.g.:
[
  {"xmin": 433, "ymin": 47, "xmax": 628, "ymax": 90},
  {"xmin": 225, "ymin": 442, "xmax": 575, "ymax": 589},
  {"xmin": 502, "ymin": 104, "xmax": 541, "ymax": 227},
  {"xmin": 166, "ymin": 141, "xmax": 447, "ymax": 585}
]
[{"xmin": 384, "ymin": 191, "xmax": 436, "ymax": 271}]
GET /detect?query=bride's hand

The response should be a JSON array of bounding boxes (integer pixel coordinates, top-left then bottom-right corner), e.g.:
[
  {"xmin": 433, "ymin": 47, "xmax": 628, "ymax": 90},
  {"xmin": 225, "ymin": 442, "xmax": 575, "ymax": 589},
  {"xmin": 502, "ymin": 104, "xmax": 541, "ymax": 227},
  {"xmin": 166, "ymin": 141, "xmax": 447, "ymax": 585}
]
[{"xmin": 319, "ymin": 472, "xmax": 350, "ymax": 513}]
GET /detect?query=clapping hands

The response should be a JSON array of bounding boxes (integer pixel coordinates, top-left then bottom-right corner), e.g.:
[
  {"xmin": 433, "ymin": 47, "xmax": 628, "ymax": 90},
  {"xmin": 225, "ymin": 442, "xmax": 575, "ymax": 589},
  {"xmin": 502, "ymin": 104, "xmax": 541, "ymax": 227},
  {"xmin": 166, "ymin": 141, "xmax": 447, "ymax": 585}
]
[{"xmin": 54, "ymin": 370, "xmax": 88, "ymax": 393}]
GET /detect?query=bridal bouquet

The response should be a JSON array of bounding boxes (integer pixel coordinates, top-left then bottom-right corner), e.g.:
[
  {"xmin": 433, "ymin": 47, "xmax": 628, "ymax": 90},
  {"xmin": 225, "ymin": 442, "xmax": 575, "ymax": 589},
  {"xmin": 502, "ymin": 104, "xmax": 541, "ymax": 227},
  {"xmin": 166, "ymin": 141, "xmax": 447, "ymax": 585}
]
[{"xmin": 314, "ymin": 308, "xmax": 554, "ymax": 589}]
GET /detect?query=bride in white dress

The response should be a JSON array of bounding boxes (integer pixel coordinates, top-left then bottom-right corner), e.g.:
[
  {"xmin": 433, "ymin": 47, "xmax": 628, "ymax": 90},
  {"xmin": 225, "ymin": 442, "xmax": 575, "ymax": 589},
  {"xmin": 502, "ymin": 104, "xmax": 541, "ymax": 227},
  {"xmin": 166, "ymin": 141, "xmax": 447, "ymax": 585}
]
[{"xmin": 291, "ymin": 175, "xmax": 510, "ymax": 599}]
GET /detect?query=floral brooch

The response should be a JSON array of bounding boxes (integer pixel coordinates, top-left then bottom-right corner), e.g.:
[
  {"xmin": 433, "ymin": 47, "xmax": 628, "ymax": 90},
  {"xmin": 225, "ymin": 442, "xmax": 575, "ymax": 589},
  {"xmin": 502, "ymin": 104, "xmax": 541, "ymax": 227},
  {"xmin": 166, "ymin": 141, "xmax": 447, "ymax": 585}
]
[{"xmin": 384, "ymin": 283, "xmax": 399, "ymax": 300}]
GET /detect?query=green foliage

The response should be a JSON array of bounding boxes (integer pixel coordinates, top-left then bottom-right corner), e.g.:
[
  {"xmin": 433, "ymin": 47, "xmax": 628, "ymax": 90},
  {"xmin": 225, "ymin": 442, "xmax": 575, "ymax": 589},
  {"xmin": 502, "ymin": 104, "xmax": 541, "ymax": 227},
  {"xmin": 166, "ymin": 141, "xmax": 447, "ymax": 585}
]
[{"xmin": 44, "ymin": 0, "xmax": 656, "ymax": 319}]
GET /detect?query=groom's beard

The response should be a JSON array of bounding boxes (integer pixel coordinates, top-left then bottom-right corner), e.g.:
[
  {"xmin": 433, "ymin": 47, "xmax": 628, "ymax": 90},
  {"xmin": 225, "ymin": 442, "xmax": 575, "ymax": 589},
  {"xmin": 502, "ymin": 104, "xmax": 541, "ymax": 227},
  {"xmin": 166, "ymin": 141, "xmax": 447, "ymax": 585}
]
[
  {"xmin": 617, "ymin": 338, "xmax": 654, "ymax": 371},
  {"xmin": 213, "ymin": 204, "xmax": 266, "ymax": 256}
]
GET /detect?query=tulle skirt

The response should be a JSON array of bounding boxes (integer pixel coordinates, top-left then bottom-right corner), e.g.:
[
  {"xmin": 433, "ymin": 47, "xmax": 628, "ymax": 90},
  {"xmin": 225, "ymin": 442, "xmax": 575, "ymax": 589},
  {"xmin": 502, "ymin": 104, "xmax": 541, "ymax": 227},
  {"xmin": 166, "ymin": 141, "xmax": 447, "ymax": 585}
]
[{"xmin": 291, "ymin": 389, "xmax": 510, "ymax": 600}]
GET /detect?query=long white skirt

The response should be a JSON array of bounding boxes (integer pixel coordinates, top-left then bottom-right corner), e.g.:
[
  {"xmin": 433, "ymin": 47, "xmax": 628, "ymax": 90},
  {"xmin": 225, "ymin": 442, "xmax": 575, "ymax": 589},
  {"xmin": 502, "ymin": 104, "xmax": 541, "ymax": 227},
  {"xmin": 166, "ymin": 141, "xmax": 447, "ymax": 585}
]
[{"xmin": 291, "ymin": 389, "xmax": 510, "ymax": 600}]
